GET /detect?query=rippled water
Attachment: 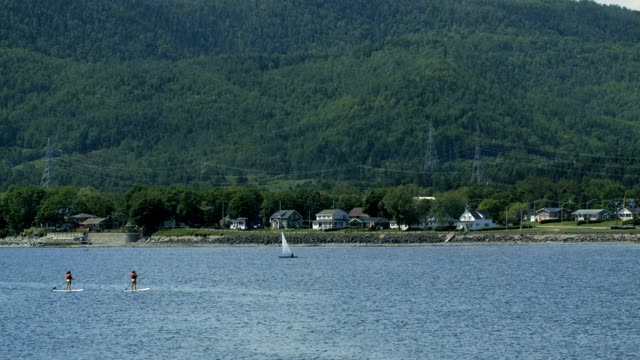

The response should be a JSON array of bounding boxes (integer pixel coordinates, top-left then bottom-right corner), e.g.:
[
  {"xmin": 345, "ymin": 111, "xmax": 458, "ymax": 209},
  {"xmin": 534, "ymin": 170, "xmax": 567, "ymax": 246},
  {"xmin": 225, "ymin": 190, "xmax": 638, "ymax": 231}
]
[{"xmin": 1, "ymin": 245, "xmax": 640, "ymax": 359}]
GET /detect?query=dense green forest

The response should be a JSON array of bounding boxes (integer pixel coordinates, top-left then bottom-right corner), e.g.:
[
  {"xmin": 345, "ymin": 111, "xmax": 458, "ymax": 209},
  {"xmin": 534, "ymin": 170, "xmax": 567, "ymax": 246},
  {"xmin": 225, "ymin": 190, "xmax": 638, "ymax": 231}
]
[{"xmin": 1, "ymin": 0, "xmax": 640, "ymax": 192}]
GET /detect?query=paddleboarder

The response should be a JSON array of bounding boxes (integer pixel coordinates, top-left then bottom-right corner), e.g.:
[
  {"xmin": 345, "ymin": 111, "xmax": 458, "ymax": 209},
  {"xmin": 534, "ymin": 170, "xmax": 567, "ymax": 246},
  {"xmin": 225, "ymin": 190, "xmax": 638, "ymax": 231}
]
[
  {"xmin": 130, "ymin": 271, "xmax": 137, "ymax": 290},
  {"xmin": 65, "ymin": 271, "xmax": 73, "ymax": 290}
]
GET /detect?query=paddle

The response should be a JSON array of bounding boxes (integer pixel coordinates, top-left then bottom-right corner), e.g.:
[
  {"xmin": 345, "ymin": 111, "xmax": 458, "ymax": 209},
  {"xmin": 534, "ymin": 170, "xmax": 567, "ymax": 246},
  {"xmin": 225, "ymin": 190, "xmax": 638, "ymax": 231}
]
[
  {"xmin": 51, "ymin": 278, "xmax": 75, "ymax": 290},
  {"xmin": 52, "ymin": 283, "xmax": 66, "ymax": 290},
  {"xmin": 126, "ymin": 277, "xmax": 141, "ymax": 291},
  {"xmin": 54, "ymin": 274, "xmax": 79, "ymax": 290}
]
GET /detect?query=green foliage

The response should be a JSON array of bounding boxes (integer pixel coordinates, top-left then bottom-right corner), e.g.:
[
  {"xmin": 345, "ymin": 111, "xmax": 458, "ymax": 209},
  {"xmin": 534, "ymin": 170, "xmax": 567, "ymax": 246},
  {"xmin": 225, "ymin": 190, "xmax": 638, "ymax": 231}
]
[
  {"xmin": 539, "ymin": 219, "xmax": 561, "ymax": 224},
  {"xmin": 363, "ymin": 189, "xmax": 388, "ymax": 218},
  {"xmin": 226, "ymin": 188, "xmax": 263, "ymax": 224},
  {"xmin": 35, "ymin": 186, "xmax": 79, "ymax": 226},
  {"xmin": 380, "ymin": 185, "xmax": 419, "ymax": 225},
  {"xmin": 0, "ymin": 1, "xmax": 639, "ymax": 191},
  {"xmin": 2, "ymin": 186, "xmax": 45, "ymax": 234},
  {"xmin": 2, "ymin": 1, "xmax": 640, "ymax": 236},
  {"xmin": 506, "ymin": 202, "xmax": 528, "ymax": 226},
  {"xmin": 431, "ymin": 190, "xmax": 466, "ymax": 222},
  {"xmin": 126, "ymin": 186, "xmax": 169, "ymax": 235},
  {"xmin": 478, "ymin": 199, "xmax": 504, "ymax": 224},
  {"xmin": 76, "ymin": 187, "xmax": 115, "ymax": 218}
]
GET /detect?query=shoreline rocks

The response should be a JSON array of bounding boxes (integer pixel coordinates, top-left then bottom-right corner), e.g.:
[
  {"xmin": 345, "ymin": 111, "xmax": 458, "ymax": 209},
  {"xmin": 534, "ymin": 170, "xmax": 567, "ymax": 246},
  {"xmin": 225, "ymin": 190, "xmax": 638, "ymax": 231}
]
[
  {"xmin": 2, "ymin": 232, "xmax": 640, "ymax": 247},
  {"xmin": 140, "ymin": 232, "xmax": 640, "ymax": 247}
]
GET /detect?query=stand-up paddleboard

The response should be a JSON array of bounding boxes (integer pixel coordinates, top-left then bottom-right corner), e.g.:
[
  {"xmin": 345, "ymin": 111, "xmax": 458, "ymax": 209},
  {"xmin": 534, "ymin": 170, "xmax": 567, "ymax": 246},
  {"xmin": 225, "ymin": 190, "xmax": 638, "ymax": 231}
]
[
  {"xmin": 124, "ymin": 288, "xmax": 151, "ymax": 292},
  {"xmin": 52, "ymin": 289, "xmax": 84, "ymax": 292}
]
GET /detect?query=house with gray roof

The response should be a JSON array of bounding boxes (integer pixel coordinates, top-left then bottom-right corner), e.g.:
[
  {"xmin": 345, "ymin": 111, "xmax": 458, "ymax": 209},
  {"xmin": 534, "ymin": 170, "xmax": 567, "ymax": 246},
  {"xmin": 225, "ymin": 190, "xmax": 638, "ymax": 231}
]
[
  {"xmin": 571, "ymin": 209, "xmax": 611, "ymax": 222},
  {"xmin": 79, "ymin": 216, "xmax": 113, "ymax": 231},
  {"xmin": 536, "ymin": 207, "xmax": 570, "ymax": 222},
  {"xmin": 270, "ymin": 210, "xmax": 304, "ymax": 229},
  {"xmin": 312, "ymin": 209, "xmax": 349, "ymax": 230},
  {"xmin": 457, "ymin": 209, "xmax": 496, "ymax": 231}
]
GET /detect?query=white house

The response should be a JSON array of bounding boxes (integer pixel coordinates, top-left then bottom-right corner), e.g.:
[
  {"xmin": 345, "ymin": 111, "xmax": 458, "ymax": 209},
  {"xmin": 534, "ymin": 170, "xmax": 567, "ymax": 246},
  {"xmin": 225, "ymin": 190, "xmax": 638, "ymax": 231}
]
[
  {"xmin": 389, "ymin": 221, "xmax": 409, "ymax": 231},
  {"xmin": 230, "ymin": 217, "xmax": 249, "ymax": 230},
  {"xmin": 312, "ymin": 209, "xmax": 349, "ymax": 230},
  {"xmin": 457, "ymin": 210, "xmax": 496, "ymax": 231},
  {"xmin": 619, "ymin": 207, "xmax": 640, "ymax": 222}
]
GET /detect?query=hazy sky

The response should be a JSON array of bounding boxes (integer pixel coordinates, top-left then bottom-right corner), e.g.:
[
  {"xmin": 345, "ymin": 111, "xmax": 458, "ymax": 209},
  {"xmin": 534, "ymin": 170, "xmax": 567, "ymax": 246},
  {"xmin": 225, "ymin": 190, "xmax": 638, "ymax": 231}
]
[{"xmin": 593, "ymin": 0, "xmax": 640, "ymax": 11}]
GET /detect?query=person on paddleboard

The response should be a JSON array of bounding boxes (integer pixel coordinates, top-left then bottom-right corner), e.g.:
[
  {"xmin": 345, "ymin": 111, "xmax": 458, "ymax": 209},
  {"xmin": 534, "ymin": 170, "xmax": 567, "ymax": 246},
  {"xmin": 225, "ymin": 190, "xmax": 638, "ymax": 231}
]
[
  {"xmin": 65, "ymin": 271, "xmax": 73, "ymax": 290},
  {"xmin": 130, "ymin": 271, "xmax": 137, "ymax": 290}
]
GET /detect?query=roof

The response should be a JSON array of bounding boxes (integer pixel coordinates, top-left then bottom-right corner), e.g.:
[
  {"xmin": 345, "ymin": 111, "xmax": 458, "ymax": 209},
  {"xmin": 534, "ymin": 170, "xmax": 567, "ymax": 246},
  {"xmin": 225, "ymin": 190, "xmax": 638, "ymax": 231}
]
[
  {"xmin": 316, "ymin": 209, "xmax": 347, "ymax": 215},
  {"xmin": 467, "ymin": 210, "xmax": 492, "ymax": 220},
  {"xmin": 536, "ymin": 207, "xmax": 566, "ymax": 213},
  {"xmin": 571, "ymin": 209, "xmax": 608, "ymax": 215},
  {"xmin": 348, "ymin": 207, "xmax": 369, "ymax": 217},
  {"xmin": 80, "ymin": 217, "xmax": 109, "ymax": 225},
  {"xmin": 270, "ymin": 210, "xmax": 300, "ymax": 219},
  {"xmin": 71, "ymin": 213, "xmax": 97, "ymax": 219}
]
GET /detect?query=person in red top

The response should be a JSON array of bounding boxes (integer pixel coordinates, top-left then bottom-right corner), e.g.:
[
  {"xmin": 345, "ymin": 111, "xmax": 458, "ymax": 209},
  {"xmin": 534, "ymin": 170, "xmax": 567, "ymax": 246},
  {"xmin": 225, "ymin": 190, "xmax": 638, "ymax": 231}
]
[
  {"xmin": 65, "ymin": 271, "xmax": 73, "ymax": 290},
  {"xmin": 130, "ymin": 271, "xmax": 137, "ymax": 290}
]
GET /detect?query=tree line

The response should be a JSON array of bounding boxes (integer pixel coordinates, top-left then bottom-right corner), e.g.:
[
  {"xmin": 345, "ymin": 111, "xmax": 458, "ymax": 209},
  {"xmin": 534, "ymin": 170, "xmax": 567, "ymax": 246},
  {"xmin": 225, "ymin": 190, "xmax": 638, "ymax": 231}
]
[{"xmin": 1, "ymin": 179, "xmax": 636, "ymax": 237}]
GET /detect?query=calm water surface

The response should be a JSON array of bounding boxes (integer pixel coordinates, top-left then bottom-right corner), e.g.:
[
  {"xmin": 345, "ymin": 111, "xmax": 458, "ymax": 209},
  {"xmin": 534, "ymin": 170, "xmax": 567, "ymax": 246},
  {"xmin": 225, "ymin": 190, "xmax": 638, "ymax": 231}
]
[{"xmin": 1, "ymin": 245, "xmax": 639, "ymax": 359}]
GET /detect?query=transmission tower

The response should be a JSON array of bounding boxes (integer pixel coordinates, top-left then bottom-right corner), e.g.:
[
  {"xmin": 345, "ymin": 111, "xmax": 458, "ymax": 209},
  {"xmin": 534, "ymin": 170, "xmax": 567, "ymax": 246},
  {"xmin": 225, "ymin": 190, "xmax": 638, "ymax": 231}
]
[
  {"xmin": 423, "ymin": 122, "xmax": 438, "ymax": 171},
  {"xmin": 471, "ymin": 120, "xmax": 481, "ymax": 184},
  {"xmin": 40, "ymin": 138, "xmax": 55, "ymax": 188},
  {"xmin": 199, "ymin": 161, "xmax": 208, "ymax": 182}
]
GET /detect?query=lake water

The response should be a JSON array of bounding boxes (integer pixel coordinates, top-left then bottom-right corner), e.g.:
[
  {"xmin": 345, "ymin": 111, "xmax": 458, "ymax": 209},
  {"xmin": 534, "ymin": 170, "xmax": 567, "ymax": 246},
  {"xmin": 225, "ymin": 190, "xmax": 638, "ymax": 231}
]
[{"xmin": 1, "ymin": 245, "xmax": 639, "ymax": 359}]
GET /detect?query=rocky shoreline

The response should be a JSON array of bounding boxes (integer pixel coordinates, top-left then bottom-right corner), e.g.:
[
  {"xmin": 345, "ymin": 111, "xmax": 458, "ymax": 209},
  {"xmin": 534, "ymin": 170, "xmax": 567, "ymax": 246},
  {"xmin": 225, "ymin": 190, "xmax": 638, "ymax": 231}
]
[
  {"xmin": 141, "ymin": 232, "xmax": 640, "ymax": 246},
  {"xmin": 2, "ymin": 231, "xmax": 639, "ymax": 247}
]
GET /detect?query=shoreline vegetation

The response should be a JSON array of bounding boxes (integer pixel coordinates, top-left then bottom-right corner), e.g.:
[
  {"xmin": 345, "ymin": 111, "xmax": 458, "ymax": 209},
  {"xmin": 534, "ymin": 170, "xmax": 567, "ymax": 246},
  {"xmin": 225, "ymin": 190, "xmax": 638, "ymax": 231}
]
[{"xmin": 1, "ymin": 231, "xmax": 639, "ymax": 248}]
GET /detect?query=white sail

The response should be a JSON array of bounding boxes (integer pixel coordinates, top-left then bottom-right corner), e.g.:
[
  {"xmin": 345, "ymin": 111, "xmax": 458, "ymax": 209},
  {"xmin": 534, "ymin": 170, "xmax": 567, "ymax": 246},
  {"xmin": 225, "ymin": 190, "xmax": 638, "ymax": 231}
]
[{"xmin": 281, "ymin": 232, "xmax": 293, "ymax": 257}]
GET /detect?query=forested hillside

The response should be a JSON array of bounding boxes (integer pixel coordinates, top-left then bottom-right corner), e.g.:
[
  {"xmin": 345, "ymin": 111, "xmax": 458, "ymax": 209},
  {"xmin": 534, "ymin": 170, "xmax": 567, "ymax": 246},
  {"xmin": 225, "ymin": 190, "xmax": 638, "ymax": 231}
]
[{"xmin": 1, "ymin": 0, "xmax": 640, "ymax": 191}]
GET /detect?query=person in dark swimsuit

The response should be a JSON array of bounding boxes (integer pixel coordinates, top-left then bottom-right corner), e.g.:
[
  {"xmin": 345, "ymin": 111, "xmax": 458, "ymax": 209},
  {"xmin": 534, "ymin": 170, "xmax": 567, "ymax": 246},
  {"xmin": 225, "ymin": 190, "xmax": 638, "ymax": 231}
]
[
  {"xmin": 130, "ymin": 271, "xmax": 137, "ymax": 290},
  {"xmin": 65, "ymin": 271, "xmax": 73, "ymax": 290}
]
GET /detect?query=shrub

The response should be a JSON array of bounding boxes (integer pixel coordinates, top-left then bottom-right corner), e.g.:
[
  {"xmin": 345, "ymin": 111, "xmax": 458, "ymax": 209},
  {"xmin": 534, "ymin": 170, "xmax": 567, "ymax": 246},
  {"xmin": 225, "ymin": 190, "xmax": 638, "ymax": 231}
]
[
  {"xmin": 539, "ymin": 219, "xmax": 561, "ymax": 224},
  {"xmin": 435, "ymin": 225, "xmax": 456, "ymax": 231}
]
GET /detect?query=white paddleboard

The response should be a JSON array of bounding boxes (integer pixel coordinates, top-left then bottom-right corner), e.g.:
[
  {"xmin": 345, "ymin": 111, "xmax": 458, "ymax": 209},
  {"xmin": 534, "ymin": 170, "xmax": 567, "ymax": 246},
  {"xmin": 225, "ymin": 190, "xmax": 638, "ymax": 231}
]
[
  {"xmin": 52, "ymin": 289, "xmax": 84, "ymax": 292},
  {"xmin": 124, "ymin": 288, "xmax": 151, "ymax": 292}
]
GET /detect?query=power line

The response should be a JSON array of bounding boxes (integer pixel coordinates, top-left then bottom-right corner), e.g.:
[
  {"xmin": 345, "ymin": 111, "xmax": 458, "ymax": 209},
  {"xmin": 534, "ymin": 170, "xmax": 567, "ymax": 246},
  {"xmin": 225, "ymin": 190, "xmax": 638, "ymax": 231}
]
[
  {"xmin": 471, "ymin": 120, "xmax": 482, "ymax": 184},
  {"xmin": 423, "ymin": 121, "xmax": 438, "ymax": 171},
  {"xmin": 40, "ymin": 138, "xmax": 55, "ymax": 188}
]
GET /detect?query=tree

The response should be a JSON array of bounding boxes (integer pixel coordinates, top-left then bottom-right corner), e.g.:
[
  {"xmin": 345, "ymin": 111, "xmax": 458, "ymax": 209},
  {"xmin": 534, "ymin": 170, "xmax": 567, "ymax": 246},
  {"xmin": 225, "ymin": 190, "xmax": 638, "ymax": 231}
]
[
  {"xmin": 260, "ymin": 190, "xmax": 297, "ymax": 225},
  {"xmin": 35, "ymin": 187, "xmax": 79, "ymax": 228},
  {"xmin": 506, "ymin": 202, "xmax": 529, "ymax": 226},
  {"xmin": 76, "ymin": 187, "xmax": 115, "ymax": 218},
  {"xmin": 431, "ymin": 190, "xmax": 466, "ymax": 223},
  {"xmin": 200, "ymin": 188, "xmax": 226, "ymax": 227},
  {"xmin": 363, "ymin": 189, "xmax": 388, "ymax": 218},
  {"xmin": 477, "ymin": 199, "xmax": 504, "ymax": 225},
  {"xmin": 333, "ymin": 194, "xmax": 361, "ymax": 213},
  {"xmin": 128, "ymin": 188, "xmax": 169, "ymax": 236},
  {"xmin": 293, "ymin": 189, "xmax": 331, "ymax": 223},
  {"xmin": 226, "ymin": 188, "xmax": 263, "ymax": 224},
  {"xmin": 381, "ymin": 185, "xmax": 419, "ymax": 226},
  {"xmin": 2, "ymin": 186, "xmax": 46, "ymax": 234},
  {"xmin": 415, "ymin": 198, "xmax": 432, "ymax": 224},
  {"xmin": 176, "ymin": 189, "xmax": 204, "ymax": 227}
]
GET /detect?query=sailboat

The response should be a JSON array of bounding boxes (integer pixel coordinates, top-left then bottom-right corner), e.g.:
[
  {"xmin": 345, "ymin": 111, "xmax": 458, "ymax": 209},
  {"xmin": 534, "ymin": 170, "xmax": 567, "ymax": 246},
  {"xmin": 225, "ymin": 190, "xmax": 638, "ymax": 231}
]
[{"xmin": 279, "ymin": 232, "xmax": 296, "ymax": 258}]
